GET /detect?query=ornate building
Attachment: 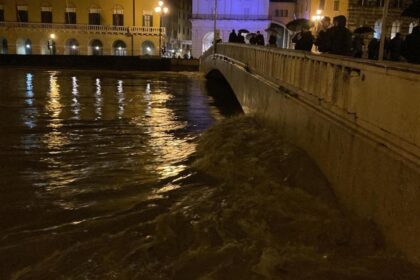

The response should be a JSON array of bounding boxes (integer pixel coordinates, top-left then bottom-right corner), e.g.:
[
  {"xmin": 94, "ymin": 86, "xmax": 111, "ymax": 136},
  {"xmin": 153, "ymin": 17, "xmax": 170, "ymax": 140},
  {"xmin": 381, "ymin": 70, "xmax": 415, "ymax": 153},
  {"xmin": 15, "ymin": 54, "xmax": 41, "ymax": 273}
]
[
  {"xmin": 295, "ymin": 0, "xmax": 349, "ymax": 22},
  {"xmin": 164, "ymin": 0, "xmax": 192, "ymax": 57},
  {"xmin": 347, "ymin": 0, "xmax": 418, "ymax": 38},
  {"xmin": 191, "ymin": 0, "xmax": 271, "ymax": 58},
  {"xmin": 0, "ymin": 0, "xmax": 166, "ymax": 55}
]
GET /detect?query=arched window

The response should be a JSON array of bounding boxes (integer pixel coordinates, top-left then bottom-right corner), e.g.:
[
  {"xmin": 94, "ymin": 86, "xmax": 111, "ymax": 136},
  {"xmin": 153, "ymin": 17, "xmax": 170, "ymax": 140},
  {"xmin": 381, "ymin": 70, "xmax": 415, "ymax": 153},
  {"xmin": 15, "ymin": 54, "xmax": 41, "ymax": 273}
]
[
  {"xmin": 141, "ymin": 40, "xmax": 155, "ymax": 55},
  {"xmin": 391, "ymin": 20, "xmax": 401, "ymax": 38},
  {"xmin": 16, "ymin": 38, "xmax": 31, "ymax": 55},
  {"xmin": 409, "ymin": 21, "xmax": 418, "ymax": 34},
  {"xmin": 374, "ymin": 19, "xmax": 381, "ymax": 39},
  {"xmin": 113, "ymin": 40, "xmax": 127, "ymax": 56},
  {"xmin": 113, "ymin": 5, "xmax": 124, "ymax": 26},
  {"xmin": 66, "ymin": 38, "xmax": 79, "ymax": 55},
  {"xmin": 41, "ymin": 2, "xmax": 52, "ymax": 23},
  {"xmin": 90, "ymin": 39, "xmax": 103, "ymax": 55},
  {"xmin": 89, "ymin": 4, "xmax": 101, "ymax": 25},
  {"xmin": 65, "ymin": 2, "xmax": 76, "ymax": 24}
]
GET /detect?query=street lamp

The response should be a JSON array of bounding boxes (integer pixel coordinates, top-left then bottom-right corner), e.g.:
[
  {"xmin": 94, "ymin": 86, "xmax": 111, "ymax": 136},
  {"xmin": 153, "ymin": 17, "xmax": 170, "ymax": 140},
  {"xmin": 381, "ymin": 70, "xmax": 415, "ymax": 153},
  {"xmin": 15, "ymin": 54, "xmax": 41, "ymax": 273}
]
[
  {"xmin": 155, "ymin": 1, "xmax": 169, "ymax": 57},
  {"xmin": 312, "ymin": 10, "xmax": 324, "ymax": 33}
]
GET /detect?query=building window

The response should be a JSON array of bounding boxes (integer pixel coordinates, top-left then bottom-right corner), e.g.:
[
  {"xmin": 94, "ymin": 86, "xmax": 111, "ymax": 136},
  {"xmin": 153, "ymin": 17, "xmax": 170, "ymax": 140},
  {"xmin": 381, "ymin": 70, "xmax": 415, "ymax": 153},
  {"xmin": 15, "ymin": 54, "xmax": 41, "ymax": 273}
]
[
  {"xmin": 65, "ymin": 7, "xmax": 76, "ymax": 24},
  {"xmin": 89, "ymin": 7, "xmax": 101, "ymax": 25},
  {"xmin": 319, "ymin": 0, "xmax": 326, "ymax": 9},
  {"xmin": 334, "ymin": 0, "xmax": 340, "ymax": 11},
  {"xmin": 113, "ymin": 6, "xmax": 124, "ymax": 26},
  {"xmin": 143, "ymin": 14, "xmax": 153, "ymax": 27},
  {"xmin": 41, "ymin": 7, "xmax": 52, "ymax": 23},
  {"xmin": 17, "ymin": 6, "xmax": 29, "ymax": 22},
  {"xmin": 0, "ymin": 7, "xmax": 4, "ymax": 22},
  {"xmin": 113, "ymin": 40, "xmax": 127, "ymax": 56},
  {"xmin": 275, "ymin": 9, "xmax": 289, "ymax": 17},
  {"xmin": 409, "ymin": 22, "xmax": 418, "ymax": 34},
  {"xmin": 90, "ymin": 39, "xmax": 103, "ymax": 55},
  {"xmin": 391, "ymin": 20, "xmax": 401, "ymax": 38},
  {"xmin": 374, "ymin": 19, "xmax": 382, "ymax": 39}
]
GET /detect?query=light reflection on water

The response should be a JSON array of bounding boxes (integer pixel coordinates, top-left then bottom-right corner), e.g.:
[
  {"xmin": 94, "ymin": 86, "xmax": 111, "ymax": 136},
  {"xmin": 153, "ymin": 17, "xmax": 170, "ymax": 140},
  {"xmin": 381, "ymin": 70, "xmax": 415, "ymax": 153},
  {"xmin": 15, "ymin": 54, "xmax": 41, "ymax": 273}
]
[
  {"xmin": 0, "ymin": 69, "xmax": 221, "ymax": 230},
  {"xmin": 0, "ymin": 69, "xmax": 242, "ymax": 278}
]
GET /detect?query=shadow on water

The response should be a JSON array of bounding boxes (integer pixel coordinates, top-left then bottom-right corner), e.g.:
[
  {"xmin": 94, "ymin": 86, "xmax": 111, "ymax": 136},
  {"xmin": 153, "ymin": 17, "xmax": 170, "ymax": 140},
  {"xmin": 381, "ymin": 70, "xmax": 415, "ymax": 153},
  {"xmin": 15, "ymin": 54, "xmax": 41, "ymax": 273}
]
[{"xmin": 205, "ymin": 70, "xmax": 243, "ymax": 117}]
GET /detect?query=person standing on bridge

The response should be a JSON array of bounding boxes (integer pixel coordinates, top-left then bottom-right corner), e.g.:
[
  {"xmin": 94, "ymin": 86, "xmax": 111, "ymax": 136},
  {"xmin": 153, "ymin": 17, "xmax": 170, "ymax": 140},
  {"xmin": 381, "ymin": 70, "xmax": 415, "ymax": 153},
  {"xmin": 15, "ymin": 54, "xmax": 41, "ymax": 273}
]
[
  {"xmin": 229, "ymin": 29, "xmax": 238, "ymax": 43},
  {"xmin": 315, "ymin": 16, "xmax": 332, "ymax": 53},
  {"xmin": 325, "ymin": 15, "xmax": 352, "ymax": 56},
  {"xmin": 292, "ymin": 26, "xmax": 314, "ymax": 51},
  {"xmin": 256, "ymin": 31, "xmax": 265, "ymax": 46},
  {"xmin": 403, "ymin": 26, "xmax": 420, "ymax": 64}
]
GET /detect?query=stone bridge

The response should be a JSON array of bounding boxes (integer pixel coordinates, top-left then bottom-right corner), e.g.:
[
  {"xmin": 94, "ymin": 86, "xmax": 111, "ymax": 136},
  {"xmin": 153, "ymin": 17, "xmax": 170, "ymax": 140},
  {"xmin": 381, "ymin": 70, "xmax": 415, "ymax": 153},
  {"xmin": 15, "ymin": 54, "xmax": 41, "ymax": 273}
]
[{"xmin": 200, "ymin": 43, "xmax": 420, "ymax": 264}]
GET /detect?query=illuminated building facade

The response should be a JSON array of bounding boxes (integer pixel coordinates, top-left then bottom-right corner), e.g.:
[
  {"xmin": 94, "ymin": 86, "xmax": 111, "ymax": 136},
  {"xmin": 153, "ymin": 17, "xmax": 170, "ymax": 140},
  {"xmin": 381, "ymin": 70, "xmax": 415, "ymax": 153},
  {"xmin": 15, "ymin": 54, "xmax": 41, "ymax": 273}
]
[
  {"xmin": 164, "ymin": 0, "xmax": 192, "ymax": 57},
  {"xmin": 0, "ymin": 0, "xmax": 165, "ymax": 55},
  {"xmin": 295, "ymin": 0, "xmax": 349, "ymax": 21},
  {"xmin": 347, "ymin": 0, "xmax": 418, "ymax": 38},
  {"xmin": 191, "ymin": 0, "xmax": 271, "ymax": 58}
]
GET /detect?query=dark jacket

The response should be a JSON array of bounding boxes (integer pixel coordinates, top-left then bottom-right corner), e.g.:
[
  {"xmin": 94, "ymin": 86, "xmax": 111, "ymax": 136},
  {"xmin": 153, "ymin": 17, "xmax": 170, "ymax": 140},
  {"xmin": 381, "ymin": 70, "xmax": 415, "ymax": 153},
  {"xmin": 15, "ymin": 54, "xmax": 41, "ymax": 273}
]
[
  {"xmin": 293, "ymin": 31, "xmax": 314, "ymax": 51},
  {"xmin": 368, "ymin": 38, "xmax": 379, "ymax": 60},
  {"xmin": 315, "ymin": 29, "xmax": 330, "ymax": 52},
  {"xmin": 326, "ymin": 26, "xmax": 352, "ymax": 56},
  {"xmin": 256, "ymin": 34, "xmax": 265, "ymax": 46},
  {"xmin": 228, "ymin": 31, "xmax": 238, "ymax": 43},
  {"xmin": 403, "ymin": 27, "xmax": 420, "ymax": 64}
]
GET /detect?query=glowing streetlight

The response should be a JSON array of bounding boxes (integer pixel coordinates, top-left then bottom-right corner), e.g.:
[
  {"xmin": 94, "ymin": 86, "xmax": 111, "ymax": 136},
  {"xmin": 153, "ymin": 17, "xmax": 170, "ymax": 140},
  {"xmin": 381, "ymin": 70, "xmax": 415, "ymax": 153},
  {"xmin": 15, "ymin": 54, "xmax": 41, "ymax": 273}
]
[
  {"xmin": 312, "ymin": 10, "xmax": 324, "ymax": 22},
  {"xmin": 50, "ymin": 33, "xmax": 56, "ymax": 39},
  {"xmin": 26, "ymin": 44, "xmax": 31, "ymax": 49},
  {"xmin": 155, "ymin": 0, "xmax": 169, "ymax": 57}
]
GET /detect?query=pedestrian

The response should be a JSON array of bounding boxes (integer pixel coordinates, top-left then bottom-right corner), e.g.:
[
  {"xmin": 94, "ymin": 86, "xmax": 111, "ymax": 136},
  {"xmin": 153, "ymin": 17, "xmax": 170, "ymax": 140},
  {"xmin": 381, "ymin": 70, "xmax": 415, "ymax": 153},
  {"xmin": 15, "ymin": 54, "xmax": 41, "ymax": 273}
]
[
  {"xmin": 292, "ymin": 26, "xmax": 314, "ymax": 51},
  {"xmin": 237, "ymin": 32, "xmax": 245, "ymax": 44},
  {"xmin": 389, "ymin": 33, "xmax": 403, "ymax": 61},
  {"xmin": 352, "ymin": 34, "xmax": 364, "ymax": 58},
  {"xmin": 249, "ymin": 34, "xmax": 257, "ymax": 45},
  {"xmin": 229, "ymin": 29, "xmax": 238, "ymax": 43},
  {"xmin": 256, "ymin": 31, "xmax": 265, "ymax": 46},
  {"xmin": 326, "ymin": 15, "xmax": 352, "ymax": 56},
  {"xmin": 403, "ymin": 26, "xmax": 420, "ymax": 64},
  {"xmin": 368, "ymin": 37, "xmax": 379, "ymax": 60},
  {"xmin": 315, "ymin": 16, "xmax": 331, "ymax": 52}
]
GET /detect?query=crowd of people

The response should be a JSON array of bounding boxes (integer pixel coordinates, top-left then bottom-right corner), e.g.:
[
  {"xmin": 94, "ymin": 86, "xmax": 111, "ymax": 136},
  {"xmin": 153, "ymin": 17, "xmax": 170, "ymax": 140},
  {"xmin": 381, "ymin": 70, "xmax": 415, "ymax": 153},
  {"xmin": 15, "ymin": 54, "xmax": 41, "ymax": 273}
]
[
  {"xmin": 228, "ymin": 30, "xmax": 266, "ymax": 46},
  {"xmin": 292, "ymin": 15, "xmax": 420, "ymax": 64},
  {"xmin": 223, "ymin": 16, "xmax": 420, "ymax": 64}
]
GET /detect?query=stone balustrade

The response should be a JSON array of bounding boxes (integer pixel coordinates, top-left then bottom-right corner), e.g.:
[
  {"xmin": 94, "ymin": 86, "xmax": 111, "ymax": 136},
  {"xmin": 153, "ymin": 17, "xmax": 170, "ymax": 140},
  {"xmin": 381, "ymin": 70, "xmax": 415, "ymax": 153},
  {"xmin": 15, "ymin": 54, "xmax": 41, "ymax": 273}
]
[{"xmin": 0, "ymin": 21, "xmax": 165, "ymax": 36}]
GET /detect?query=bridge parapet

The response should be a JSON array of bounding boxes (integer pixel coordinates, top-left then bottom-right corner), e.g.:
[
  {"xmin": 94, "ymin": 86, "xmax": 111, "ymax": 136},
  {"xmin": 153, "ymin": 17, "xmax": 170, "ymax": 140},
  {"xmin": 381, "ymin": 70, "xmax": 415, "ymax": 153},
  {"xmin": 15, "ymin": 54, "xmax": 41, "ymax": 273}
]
[
  {"xmin": 202, "ymin": 43, "xmax": 420, "ymax": 165},
  {"xmin": 201, "ymin": 43, "xmax": 420, "ymax": 264}
]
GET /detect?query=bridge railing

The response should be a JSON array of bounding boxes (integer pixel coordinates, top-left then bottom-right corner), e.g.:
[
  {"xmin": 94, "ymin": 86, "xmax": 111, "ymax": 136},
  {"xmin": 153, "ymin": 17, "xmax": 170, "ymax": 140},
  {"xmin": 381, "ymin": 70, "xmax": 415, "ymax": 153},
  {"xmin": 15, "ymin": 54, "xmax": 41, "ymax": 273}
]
[{"xmin": 202, "ymin": 43, "xmax": 420, "ymax": 162}]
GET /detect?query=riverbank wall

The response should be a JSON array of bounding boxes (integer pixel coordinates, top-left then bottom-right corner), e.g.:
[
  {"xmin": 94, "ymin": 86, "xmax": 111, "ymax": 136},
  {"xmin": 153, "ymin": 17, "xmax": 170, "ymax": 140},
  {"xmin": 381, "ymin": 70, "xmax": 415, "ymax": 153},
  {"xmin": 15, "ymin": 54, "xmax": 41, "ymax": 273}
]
[{"xmin": 0, "ymin": 55, "xmax": 199, "ymax": 71}]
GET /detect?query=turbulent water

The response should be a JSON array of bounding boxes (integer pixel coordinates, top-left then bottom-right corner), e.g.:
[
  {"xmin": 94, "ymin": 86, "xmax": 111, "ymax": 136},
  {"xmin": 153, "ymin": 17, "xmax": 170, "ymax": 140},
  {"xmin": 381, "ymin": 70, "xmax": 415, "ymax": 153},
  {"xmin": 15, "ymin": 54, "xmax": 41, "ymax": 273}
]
[{"xmin": 0, "ymin": 69, "xmax": 419, "ymax": 279}]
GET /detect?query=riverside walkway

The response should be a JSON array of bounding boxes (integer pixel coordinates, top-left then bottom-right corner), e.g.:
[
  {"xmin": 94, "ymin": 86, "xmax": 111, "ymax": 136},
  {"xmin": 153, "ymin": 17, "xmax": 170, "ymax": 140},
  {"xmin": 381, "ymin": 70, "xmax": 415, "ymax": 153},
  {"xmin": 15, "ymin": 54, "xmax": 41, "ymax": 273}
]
[{"xmin": 200, "ymin": 43, "xmax": 420, "ymax": 264}]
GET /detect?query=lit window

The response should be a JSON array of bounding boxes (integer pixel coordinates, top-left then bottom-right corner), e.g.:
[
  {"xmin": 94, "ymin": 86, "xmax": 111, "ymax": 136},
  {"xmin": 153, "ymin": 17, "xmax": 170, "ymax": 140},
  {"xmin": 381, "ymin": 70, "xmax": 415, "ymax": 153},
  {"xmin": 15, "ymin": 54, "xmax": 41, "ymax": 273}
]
[{"xmin": 391, "ymin": 20, "xmax": 401, "ymax": 38}]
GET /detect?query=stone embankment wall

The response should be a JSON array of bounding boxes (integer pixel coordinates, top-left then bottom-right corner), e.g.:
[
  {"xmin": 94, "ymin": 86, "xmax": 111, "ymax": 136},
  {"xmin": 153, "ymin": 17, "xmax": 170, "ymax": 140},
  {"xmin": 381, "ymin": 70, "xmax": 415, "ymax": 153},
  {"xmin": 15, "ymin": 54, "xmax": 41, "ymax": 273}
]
[{"xmin": 201, "ymin": 43, "xmax": 420, "ymax": 264}]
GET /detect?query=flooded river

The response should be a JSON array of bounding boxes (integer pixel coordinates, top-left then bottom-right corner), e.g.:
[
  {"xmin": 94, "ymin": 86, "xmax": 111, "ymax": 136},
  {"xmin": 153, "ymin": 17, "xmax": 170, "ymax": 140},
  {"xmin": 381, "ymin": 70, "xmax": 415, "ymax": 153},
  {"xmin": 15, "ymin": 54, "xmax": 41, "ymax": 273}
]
[{"xmin": 0, "ymin": 69, "xmax": 419, "ymax": 279}]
